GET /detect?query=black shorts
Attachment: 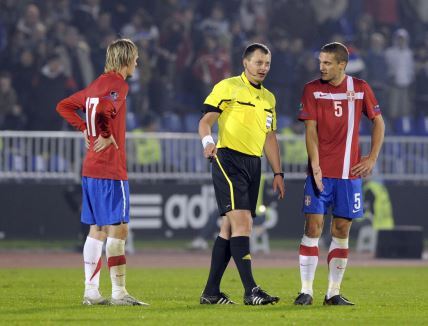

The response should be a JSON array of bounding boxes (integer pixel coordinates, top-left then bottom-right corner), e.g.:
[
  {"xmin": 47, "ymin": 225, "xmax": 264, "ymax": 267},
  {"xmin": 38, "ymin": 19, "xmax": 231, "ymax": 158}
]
[{"xmin": 212, "ymin": 148, "xmax": 261, "ymax": 217}]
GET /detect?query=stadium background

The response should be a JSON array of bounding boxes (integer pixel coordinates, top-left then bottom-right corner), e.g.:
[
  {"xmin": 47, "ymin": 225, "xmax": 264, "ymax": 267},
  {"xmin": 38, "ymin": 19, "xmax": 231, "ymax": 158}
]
[{"xmin": 0, "ymin": 0, "xmax": 427, "ymax": 255}]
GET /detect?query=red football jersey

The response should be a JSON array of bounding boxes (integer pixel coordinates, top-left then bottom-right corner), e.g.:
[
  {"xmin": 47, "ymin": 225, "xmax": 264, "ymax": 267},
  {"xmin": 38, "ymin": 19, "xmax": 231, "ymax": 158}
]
[
  {"xmin": 298, "ymin": 75, "xmax": 381, "ymax": 179},
  {"xmin": 56, "ymin": 72, "xmax": 129, "ymax": 180}
]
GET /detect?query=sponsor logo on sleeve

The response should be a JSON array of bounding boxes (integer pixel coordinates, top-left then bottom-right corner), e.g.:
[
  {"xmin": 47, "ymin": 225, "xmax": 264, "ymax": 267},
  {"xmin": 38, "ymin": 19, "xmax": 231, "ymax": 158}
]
[{"xmin": 110, "ymin": 91, "xmax": 119, "ymax": 101}]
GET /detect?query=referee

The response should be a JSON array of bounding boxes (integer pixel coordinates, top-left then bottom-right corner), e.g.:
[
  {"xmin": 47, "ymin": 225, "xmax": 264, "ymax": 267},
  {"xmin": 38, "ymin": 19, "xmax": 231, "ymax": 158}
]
[{"xmin": 199, "ymin": 43, "xmax": 285, "ymax": 305}]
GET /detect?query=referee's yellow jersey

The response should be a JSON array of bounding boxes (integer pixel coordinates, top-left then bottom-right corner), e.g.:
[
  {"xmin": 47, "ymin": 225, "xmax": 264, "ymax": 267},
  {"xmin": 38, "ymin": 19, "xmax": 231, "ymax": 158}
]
[{"xmin": 204, "ymin": 72, "xmax": 277, "ymax": 157}]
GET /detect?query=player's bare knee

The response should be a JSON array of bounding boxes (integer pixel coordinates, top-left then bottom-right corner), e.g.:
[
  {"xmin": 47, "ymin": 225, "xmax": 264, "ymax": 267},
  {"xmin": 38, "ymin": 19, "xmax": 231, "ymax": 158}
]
[
  {"xmin": 231, "ymin": 222, "xmax": 252, "ymax": 237},
  {"xmin": 107, "ymin": 224, "xmax": 128, "ymax": 240},
  {"xmin": 304, "ymin": 222, "xmax": 322, "ymax": 238},
  {"xmin": 331, "ymin": 226, "xmax": 349, "ymax": 239},
  {"xmin": 331, "ymin": 218, "xmax": 352, "ymax": 238},
  {"xmin": 331, "ymin": 224, "xmax": 350, "ymax": 238},
  {"xmin": 88, "ymin": 226, "xmax": 107, "ymax": 241}
]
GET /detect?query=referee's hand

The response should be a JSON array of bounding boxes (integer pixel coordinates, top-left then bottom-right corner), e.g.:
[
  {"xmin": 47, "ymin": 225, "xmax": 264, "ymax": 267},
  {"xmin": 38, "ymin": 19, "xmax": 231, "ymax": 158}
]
[{"xmin": 204, "ymin": 143, "xmax": 217, "ymax": 160}]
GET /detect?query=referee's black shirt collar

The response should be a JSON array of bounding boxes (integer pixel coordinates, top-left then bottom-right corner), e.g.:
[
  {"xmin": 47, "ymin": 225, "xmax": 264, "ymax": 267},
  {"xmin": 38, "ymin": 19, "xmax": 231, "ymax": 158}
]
[{"xmin": 241, "ymin": 72, "xmax": 262, "ymax": 89}]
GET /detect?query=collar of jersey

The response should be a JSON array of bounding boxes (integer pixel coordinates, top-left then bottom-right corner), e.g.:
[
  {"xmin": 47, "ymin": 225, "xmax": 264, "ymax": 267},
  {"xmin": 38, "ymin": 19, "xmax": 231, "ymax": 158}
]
[
  {"xmin": 105, "ymin": 71, "xmax": 124, "ymax": 80},
  {"xmin": 241, "ymin": 72, "xmax": 262, "ymax": 89},
  {"xmin": 321, "ymin": 74, "xmax": 348, "ymax": 88}
]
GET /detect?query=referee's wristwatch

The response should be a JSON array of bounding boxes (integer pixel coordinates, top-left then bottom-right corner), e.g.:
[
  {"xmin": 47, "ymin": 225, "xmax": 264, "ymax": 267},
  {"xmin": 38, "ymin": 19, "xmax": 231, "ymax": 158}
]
[{"xmin": 273, "ymin": 172, "xmax": 284, "ymax": 178}]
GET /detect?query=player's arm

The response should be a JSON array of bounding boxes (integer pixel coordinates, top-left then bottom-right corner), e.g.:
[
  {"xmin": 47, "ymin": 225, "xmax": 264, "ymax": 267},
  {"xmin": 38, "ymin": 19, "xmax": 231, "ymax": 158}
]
[
  {"xmin": 352, "ymin": 81, "xmax": 385, "ymax": 177},
  {"xmin": 200, "ymin": 79, "xmax": 228, "ymax": 159},
  {"xmin": 351, "ymin": 115, "xmax": 385, "ymax": 177},
  {"xmin": 298, "ymin": 84, "xmax": 322, "ymax": 190},
  {"xmin": 93, "ymin": 98, "xmax": 118, "ymax": 152},
  {"xmin": 56, "ymin": 90, "xmax": 87, "ymax": 132},
  {"xmin": 305, "ymin": 120, "xmax": 324, "ymax": 192},
  {"xmin": 56, "ymin": 90, "xmax": 90, "ymax": 148},
  {"xmin": 264, "ymin": 131, "xmax": 285, "ymax": 199},
  {"xmin": 199, "ymin": 109, "xmax": 220, "ymax": 159}
]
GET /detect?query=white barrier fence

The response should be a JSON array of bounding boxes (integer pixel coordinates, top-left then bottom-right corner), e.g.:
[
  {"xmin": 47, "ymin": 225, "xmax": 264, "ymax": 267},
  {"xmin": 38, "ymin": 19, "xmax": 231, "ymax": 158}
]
[{"xmin": 0, "ymin": 131, "xmax": 427, "ymax": 181}]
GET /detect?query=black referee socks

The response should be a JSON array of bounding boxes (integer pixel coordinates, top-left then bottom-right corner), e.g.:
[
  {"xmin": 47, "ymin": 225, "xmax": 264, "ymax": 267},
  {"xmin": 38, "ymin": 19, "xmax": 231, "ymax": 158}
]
[
  {"xmin": 230, "ymin": 236, "xmax": 257, "ymax": 296},
  {"xmin": 203, "ymin": 236, "xmax": 231, "ymax": 295}
]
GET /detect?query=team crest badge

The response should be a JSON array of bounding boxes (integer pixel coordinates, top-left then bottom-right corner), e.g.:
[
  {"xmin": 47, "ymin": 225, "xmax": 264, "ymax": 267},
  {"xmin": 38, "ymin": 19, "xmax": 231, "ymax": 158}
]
[
  {"xmin": 304, "ymin": 195, "xmax": 311, "ymax": 206},
  {"xmin": 346, "ymin": 90, "xmax": 355, "ymax": 102}
]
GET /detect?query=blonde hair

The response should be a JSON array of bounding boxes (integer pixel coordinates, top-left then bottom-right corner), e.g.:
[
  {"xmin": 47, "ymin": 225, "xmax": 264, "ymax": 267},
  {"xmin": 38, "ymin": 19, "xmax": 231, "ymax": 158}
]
[{"xmin": 104, "ymin": 39, "xmax": 138, "ymax": 73}]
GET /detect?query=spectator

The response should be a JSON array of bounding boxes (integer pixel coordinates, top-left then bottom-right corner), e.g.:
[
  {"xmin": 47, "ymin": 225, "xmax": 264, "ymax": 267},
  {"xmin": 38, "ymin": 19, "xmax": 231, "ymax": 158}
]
[
  {"xmin": 0, "ymin": 0, "xmax": 21, "ymax": 29},
  {"xmin": 354, "ymin": 14, "xmax": 375, "ymax": 52},
  {"xmin": 72, "ymin": 0, "xmax": 100, "ymax": 35},
  {"xmin": 86, "ymin": 11, "xmax": 115, "ymax": 46},
  {"xmin": 311, "ymin": 0, "xmax": 349, "ymax": 38},
  {"xmin": 29, "ymin": 55, "xmax": 67, "ymax": 130},
  {"xmin": 171, "ymin": 9, "xmax": 196, "ymax": 112},
  {"xmin": 239, "ymin": 0, "xmax": 267, "ymax": 35},
  {"xmin": 12, "ymin": 49, "xmax": 38, "ymax": 115},
  {"xmin": 364, "ymin": 32, "xmax": 389, "ymax": 108},
  {"xmin": 56, "ymin": 25, "xmax": 95, "ymax": 90},
  {"xmin": 295, "ymin": 52, "xmax": 319, "ymax": 93},
  {"xmin": 230, "ymin": 21, "xmax": 248, "ymax": 74},
  {"xmin": 91, "ymin": 31, "xmax": 117, "ymax": 75},
  {"xmin": 121, "ymin": 9, "xmax": 159, "ymax": 45},
  {"xmin": 345, "ymin": 45, "xmax": 366, "ymax": 78},
  {"xmin": 280, "ymin": 120, "xmax": 307, "ymax": 166},
  {"xmin": 288, "ymin": 38, "xmax": 307, "ymax": 110},
  {"xmin": 385, "ymin": 28, "xmax": 414, "ymax": 119},
  {"xmin": 2, "ymin": 104, "xmax": 27, "ymax": 130},
  {"xmin": 266, "ymin": 33, "xmax": 294, "ymax": 115},
  {"xmin": 42, "ymin": 0, "xmax": 72, "ymax": 28},
  {"xmin": 199, "ymin": 3, "xmax": 230, "ymax": 46},
  {"xmin": 364, "ymin": 0, "xmax": 399, "ymax": 27},
  {"xmin": 16, "ymin": 3, "xmax": 46, "ymax": 43},
  {"xmin": 414, "ymin": 38, "xmax": 428, "ymax": 117},
  {"xmin": 48, "ymin": 20, "xmax": 69, "ymax": 47},
  {"xmin": 192, "ymin": 35, "xmax": 231, "ymax": 101},
  {"xmin": 270, "ymin": 0, "xmax": 317, "ymax": 47},
  {"xmin": 101, "ymin": 0, "xmax": 140, "ymax": 32},
  {"xmin": 131, "ymin": 113, "xmax": 162, "ymax": 167},
  {"xmin": 0, "ymin": 71, "xmax": 17, "ymax": 126},
  {"xmin": 403, "ymin": 0, "xmax": 428, "ymax": 45}
]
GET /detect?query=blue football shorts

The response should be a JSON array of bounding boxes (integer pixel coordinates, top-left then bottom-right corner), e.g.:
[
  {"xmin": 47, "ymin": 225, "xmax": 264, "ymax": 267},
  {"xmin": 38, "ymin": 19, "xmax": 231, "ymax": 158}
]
[
  {"xmin": 302, "ymin": 176, "xmax": 364, "ymax": 219},
  {"xmin": 81, "ymin": 176, "xmax": 130, "ymax": 226}
]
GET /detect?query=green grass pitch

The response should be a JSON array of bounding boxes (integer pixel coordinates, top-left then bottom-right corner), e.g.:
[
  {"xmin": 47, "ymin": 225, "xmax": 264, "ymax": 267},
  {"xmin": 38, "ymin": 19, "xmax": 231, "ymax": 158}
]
[{"xmin": 1, "ymin": 267, "xmax": 427, "ymax": 325}]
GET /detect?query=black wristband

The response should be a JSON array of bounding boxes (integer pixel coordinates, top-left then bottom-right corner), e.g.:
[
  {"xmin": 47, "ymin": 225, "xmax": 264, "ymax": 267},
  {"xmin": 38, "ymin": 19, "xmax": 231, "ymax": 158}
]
[{"xmin": 273, "ymin": 172, "xmax": 284, "ymax": 178}]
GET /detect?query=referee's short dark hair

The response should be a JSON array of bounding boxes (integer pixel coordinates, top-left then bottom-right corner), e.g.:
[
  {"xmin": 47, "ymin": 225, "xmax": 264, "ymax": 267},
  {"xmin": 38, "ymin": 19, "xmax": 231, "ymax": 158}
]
[
  {"xmin": 321, "ymin": 42, "xmax": 349, "ymax": 63},
  {"xmin": 243, "ymin": 43, "xmax": 270, "ymax": 59}
]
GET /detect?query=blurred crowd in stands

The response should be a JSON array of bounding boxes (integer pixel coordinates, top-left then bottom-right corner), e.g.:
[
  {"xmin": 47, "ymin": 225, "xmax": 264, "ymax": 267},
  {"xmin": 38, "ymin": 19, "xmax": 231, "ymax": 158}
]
[{"xmin": 0, "ymin": 0, "xmax": 428, "ymax": 135}]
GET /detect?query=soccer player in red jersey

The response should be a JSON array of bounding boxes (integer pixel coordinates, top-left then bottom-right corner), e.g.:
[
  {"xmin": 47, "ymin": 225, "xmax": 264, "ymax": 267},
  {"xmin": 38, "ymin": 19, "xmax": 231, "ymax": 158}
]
[
  {"xmin": 56, "ymin": 39, "xmax": 148, "ymax": 306},
  {"xmin": 294, "ymin": 42, "xmax": 385, "ymax": 306}
]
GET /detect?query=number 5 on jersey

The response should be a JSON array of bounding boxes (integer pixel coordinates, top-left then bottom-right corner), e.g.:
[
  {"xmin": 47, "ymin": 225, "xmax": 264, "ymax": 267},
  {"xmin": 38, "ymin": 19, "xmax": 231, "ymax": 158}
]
[
  {"xmin": 333, "ymin": 100, "xmax": 343, "ymax": 117},
  {"xmin": 86, "ymin": 97, "xmax": 99, "ymax": 136}
]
